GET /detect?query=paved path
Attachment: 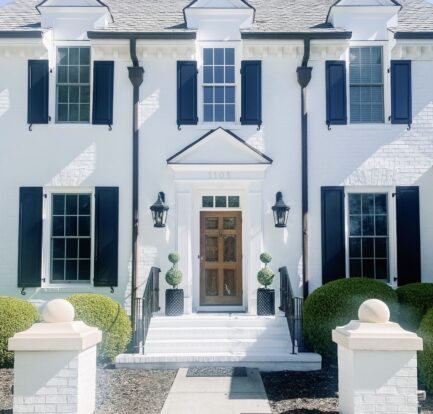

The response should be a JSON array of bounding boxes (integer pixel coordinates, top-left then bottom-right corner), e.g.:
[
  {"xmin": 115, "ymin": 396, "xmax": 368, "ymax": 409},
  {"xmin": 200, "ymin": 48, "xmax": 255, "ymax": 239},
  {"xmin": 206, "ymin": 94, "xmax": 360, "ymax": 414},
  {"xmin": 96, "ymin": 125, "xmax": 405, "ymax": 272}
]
[{"xmin": 161, "ymin": 368, "xmax": 272, "ymax": 414}]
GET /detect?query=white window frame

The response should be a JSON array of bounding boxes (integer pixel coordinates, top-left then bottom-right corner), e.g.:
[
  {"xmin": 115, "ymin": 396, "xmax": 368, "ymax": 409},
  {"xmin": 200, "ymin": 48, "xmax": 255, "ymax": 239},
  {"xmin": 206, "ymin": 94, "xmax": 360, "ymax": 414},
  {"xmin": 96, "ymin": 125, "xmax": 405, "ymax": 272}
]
[
  {"xmin": 48, "ymin": 41, "xmax": 94, "ymax": 126},
  {"xmin": 200, "ymin": 194, "xmax": 242, "ymax": 210},
  {"xmin": 344, "ymin": 186, "xmax": 397, "ymax": 287},
  {"xmin": 346, "ymin": 41, "xmax": 391, "ymax": 127},
  {"xmin": 197, "ymin": 41, "xmax": 242, "ymax": 129},
  {"xmin": 41, "ymin": 187, "xmax": 95, "ymax": 287}
]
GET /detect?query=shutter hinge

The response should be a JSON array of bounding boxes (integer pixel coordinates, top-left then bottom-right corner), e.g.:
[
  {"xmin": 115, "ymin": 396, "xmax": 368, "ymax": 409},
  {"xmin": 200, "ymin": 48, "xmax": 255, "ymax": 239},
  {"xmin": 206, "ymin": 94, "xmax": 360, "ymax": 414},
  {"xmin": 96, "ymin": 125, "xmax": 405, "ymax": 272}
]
[
  {"xmin": 388, "ymin": 116, "xmax": 391, "ymax": 122},
  {"xmin": 28, "ymin": 123, "xmax": 33, "ymax": 132},
  {"xmin": 42, "ymin": 278, "xmax": 46, "ymax": 283},
  {"xmin": 44, "ymin": 194, "xmax": 47, "ymax": 199},
  {"xmin": 110, "ymin": 286, "xmax": 114, "ymax": 294},
  {"xmin": 387, "ymin": 68, "xmax": 390, "ymax": 74},
  {"xmin": 20, "ymin": 287, "xmax": 26, "ymax": 296}
]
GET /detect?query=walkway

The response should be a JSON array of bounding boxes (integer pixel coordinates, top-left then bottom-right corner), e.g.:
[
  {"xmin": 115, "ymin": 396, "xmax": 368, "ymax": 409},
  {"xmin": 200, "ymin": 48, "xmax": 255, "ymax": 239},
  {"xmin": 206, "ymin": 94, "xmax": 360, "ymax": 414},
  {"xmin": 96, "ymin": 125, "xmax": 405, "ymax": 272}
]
[{"xmin": 161, "ymin": 367, "xmax": 272, "ymax": 414}]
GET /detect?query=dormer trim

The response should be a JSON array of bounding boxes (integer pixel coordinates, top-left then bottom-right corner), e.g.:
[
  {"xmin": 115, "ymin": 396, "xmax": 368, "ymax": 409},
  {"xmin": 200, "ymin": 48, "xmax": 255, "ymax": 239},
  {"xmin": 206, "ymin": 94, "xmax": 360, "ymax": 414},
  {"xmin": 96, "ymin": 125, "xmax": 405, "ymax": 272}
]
[
  {"xmin": 36, "ymin": 0, "xmax": 114, "ymax": 22},
  {"xmin": 326, "ymin": 0, "xmax": 401, "ymax": 23}
]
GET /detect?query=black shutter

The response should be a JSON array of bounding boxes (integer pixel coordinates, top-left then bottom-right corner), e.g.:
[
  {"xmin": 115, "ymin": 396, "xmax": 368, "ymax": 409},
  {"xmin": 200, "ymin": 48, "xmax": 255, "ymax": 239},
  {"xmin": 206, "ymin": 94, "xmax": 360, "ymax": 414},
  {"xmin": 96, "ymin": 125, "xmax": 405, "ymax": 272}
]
[
  {"xmin": 241, "ymin": 60, "xmax": 262, "ymax": 126},
  {"xmin": 391, "ymin": 60, "xmax": 412, "ymax": 126},
  {"xmin": 18, "ymin": 187, "xmax": 43, "ymax": 287},
  {"xmin": 326, "ymin": 61, "xmax": 347, "ymax": 127},
  {"xmin": 28, "ymin": 60, "xmax": 49, "ymax": 124},
  {"xmin": 396, "ymin": 186, "xmax": 421, "ymax": 286},
  {"xmin": 94, "ymin": 187, "xmax": 119, "ymax": 287},
  {"xmin": 92, "ymin": 61, "xmax": 114, "ymax": 125},
  {"xmin": 321, "ymin": 187, "xmax": 346, "ymax": 284},
  {"xmin": 177, "ymin": 61, "xmax": 198, "ymax": 127}
]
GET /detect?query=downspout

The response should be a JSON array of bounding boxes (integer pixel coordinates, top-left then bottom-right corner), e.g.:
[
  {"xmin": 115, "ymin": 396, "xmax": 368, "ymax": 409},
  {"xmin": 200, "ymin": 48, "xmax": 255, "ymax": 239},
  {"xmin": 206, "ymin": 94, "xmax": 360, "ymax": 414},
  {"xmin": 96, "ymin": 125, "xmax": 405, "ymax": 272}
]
[
  {"xmin": 128, "ymin": 38, "xmax": 144, "ymax": 339},
  {"xmin": 296, "ymin": 38, "xmax": 312, "ymax": 300}
]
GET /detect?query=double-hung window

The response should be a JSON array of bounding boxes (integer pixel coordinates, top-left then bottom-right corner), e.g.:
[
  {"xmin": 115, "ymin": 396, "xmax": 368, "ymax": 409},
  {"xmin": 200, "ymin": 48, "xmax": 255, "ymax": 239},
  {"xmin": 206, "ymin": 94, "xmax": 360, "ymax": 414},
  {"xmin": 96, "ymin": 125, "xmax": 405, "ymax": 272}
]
[
  {"xmin": 203, "ymin": 48, "xmax": 236, "ymax": 123},
  {"xmin": 57, "ymin": 47, "xmax": 91, "ymax": 123},
  {"xmin": 348, "ymin": 193, "xmax": 389, "ymax": 281},
  {"xmin": 51, "ymin": 193, "xmax": 92, "ymax": 283},
  {"xmin": 350, "ymin": 47, "xmax": 384, "ymax": 123}
]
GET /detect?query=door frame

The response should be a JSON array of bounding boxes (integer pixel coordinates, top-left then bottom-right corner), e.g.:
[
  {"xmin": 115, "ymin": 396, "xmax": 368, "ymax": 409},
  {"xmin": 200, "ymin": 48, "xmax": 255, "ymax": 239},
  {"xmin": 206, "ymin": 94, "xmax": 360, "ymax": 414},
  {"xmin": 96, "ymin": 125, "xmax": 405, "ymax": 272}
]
[{"xmin": 199, "ymin": 210, "xmax": 243, "ymax": 306}]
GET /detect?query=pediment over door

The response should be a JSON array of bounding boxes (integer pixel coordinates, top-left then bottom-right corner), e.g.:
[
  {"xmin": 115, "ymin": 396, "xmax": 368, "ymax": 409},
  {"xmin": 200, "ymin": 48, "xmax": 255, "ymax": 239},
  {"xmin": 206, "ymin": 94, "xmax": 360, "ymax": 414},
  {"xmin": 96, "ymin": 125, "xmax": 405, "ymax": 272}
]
[{"xmin": 167, "ymin": 128, "xmax": 272, "ymax": 166}]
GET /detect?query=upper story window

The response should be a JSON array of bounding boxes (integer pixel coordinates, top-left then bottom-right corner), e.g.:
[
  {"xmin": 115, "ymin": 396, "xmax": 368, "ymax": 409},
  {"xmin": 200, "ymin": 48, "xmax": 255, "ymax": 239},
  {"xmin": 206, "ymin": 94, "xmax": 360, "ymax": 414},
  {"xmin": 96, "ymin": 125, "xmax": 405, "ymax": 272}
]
[
  {"xmin": 51, "ymin": 193, "xmax": 92, "ymax": 283},
  {"xmin": 203, "ymin": 48, "xmax": 236, "ymax": 123},
  {"xmin": 349, "ymin": 47, "xmax": 384, "ymax": 124},
  {"xmin": 57, "ymin": 47, "xmax": 91, "ymax": 123}
]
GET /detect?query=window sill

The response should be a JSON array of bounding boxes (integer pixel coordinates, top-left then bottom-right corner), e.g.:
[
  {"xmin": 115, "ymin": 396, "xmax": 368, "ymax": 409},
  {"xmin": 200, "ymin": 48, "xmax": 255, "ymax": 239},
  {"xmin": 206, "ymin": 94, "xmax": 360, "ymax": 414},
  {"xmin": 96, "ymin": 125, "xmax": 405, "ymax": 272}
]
[
  {"xmin": 39, "ymin": 285, "xmax": 95, "ymax": 293},
  {"xmin": 197, "ymin": 122, "xmax": 241, "ymax": 130}
]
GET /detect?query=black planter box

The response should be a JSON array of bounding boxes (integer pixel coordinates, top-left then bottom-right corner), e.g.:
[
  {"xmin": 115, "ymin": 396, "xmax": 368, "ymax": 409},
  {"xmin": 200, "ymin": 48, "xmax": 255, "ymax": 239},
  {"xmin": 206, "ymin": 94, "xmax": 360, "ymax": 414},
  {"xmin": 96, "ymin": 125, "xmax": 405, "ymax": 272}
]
[
  {"xmin": 165, "ymin": 289, "xmax": 184, "ymax": 316},
  {"xmin": 257, "ymin": 288, "xmax": 275, "ymax": 316}
]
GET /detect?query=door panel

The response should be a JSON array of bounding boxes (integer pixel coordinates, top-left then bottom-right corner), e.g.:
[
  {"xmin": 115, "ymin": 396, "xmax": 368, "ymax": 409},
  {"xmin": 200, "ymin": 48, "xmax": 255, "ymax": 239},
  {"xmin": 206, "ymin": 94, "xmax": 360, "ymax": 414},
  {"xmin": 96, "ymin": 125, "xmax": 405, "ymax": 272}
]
[{"xmin": 200, "ymin": 211, "xmax": 242, "ymax": 306}]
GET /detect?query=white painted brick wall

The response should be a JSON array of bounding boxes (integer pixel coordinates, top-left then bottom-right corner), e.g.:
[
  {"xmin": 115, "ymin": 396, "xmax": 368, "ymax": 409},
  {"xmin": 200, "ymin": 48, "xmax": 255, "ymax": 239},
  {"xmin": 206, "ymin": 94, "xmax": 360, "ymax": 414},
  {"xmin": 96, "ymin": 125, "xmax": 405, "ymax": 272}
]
[{"xmin": 13, "ymin": 347, "xmax": 97, "ymax": 414}]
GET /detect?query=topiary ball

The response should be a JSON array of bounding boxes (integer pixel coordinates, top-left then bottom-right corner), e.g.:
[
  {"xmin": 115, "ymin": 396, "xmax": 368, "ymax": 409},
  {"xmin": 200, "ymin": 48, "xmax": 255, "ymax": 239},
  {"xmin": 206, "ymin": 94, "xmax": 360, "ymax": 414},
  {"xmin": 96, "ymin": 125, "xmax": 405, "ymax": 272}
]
[
  {"xmin": 166, "ymin": 268, "xmax": 183, "ymax": 288},
  {"xmin": 66, "ymin": 294, "xmax": 131, "ymax": 363},
  {"xmin": 260, "ymin": 252, "xmax": 272, "ymax": 265},
  {"xmin": 418, "ymin": 308, "xmax": 433, "ymax": 392},
  {"xmin": 303, "ymin": 278, "xmax": 398, "ymax": 362},
  {"xmin": 0, "ymin": 297, "xmax": 39, "ymax": 367},
  {"xmin": 257, "ymin": 267, "xmax": 275, "ymax": 288},
  {"xmin": 168, "ymin": 252, "xmax": 180, "ymax": 265}
]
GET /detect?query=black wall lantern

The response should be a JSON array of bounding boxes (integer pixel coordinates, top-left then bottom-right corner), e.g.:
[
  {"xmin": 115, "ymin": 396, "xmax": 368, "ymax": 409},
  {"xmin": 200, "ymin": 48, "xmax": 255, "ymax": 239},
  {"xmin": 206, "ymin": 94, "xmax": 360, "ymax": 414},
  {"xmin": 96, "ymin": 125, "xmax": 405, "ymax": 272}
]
[
  {"xmin": 150, "ymin": 192, "xmax": 169, "ymax": 228},
  {"xmin": 272, "ymin": 192, "xmax": 290, "ymax": 228}
]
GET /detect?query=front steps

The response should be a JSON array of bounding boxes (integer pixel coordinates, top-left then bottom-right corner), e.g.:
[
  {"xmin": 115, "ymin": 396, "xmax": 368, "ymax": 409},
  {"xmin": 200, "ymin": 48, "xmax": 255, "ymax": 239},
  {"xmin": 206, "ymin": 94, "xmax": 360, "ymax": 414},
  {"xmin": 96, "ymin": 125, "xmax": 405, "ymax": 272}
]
[{"xmin": 116, "ymin": 314, "xmax": 321, "ymax": 372}]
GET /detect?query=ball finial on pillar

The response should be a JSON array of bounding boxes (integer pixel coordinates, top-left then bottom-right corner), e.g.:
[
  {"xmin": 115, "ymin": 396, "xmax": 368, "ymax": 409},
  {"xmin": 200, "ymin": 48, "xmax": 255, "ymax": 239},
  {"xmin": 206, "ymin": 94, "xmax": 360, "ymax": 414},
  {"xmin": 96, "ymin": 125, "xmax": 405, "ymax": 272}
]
[
  {"xmin": 358, "ymin": 299, "xmax": 390, "ymax": 323},
  {"xmin": 42, "ymin": 299, "xmax": 75, "ymax": 323}
]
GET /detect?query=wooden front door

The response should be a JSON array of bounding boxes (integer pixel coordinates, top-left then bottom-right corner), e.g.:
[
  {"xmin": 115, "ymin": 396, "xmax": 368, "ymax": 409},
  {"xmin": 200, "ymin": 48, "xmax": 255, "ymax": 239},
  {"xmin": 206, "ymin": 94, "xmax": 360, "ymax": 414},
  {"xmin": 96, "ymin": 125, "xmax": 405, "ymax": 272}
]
[{"xmin": 200, "ymin": 211, "xmax": 242, "ymax": 306}]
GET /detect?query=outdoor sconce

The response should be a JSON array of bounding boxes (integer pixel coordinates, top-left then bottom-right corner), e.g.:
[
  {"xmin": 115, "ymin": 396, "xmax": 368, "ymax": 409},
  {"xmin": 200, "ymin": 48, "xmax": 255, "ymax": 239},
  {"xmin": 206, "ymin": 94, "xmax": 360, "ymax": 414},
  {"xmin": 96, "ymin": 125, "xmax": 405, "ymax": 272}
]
[
  {"xmin": 272, "ymin": 192, "xmax": 290, "ymax": 228},
  {"xmin": 150, "ymin": 192, "xmax": 169, "ymax": 228}
]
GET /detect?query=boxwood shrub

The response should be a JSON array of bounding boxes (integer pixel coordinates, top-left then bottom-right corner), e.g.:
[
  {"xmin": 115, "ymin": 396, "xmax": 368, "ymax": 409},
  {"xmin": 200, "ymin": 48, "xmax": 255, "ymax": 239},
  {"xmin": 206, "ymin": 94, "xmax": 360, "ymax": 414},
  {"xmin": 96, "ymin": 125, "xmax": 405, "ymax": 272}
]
[
  {"xmin": 418, "ymin": 308, "xmax": 433, "ymax": 392},
  {"xmin": 396, "ymin": 283, "xmax": 433, "ymax": 331},
  {"xmin": 303, "ymin": 278, "xmax": 399, "ymax": 361},
  {"xmin": 66, "ymin": 294, "xmax": 131, "ymax": 363},
  {"xmin": 0, "ymin": 296, "xmax": 39, "ymax": 367}
]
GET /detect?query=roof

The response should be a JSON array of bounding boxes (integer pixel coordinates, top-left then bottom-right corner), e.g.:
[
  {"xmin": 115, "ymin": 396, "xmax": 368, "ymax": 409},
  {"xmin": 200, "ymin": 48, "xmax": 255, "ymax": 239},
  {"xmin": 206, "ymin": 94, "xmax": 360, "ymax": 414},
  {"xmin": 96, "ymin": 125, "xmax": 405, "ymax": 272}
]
[{"xmin": 0, "ymin": 0, "xmax": 432, "ymax": 38}]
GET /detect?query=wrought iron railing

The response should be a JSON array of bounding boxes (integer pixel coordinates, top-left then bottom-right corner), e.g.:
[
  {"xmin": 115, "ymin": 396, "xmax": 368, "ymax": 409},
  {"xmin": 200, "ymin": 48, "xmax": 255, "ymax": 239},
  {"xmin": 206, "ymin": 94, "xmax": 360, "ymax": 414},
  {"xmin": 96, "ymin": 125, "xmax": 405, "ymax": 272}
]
[
  {"xmin": 131, "ymin": 267, "xmax": 160, "ymax": 353},
  {"xmin": 279, "ymin": 266, "xmax": 305, "ymax": 354}
]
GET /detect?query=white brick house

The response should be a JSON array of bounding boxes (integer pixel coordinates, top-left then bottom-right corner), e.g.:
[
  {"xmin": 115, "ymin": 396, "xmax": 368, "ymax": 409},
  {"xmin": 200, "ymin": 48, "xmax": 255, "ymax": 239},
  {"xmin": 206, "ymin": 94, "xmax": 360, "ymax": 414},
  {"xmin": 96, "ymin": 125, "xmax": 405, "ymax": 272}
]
[{"xmin": 1, "ymin": 0, "xmax": 433, "ymax": 368}]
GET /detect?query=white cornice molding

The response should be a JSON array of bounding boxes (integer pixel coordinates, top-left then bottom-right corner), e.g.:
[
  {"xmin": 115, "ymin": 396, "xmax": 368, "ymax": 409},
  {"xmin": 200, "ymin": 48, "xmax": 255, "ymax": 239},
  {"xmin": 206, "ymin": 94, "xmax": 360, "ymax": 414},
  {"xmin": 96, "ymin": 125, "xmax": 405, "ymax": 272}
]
[{"xmin": 392, "ymin": 43, "xmax": 433, "ymax": 60}]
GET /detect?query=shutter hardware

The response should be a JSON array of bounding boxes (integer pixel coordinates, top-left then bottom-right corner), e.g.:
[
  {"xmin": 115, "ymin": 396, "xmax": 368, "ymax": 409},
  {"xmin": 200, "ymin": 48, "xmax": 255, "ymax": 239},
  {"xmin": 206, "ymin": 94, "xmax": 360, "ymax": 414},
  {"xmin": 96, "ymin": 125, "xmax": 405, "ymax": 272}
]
[{"xmin": 20, "ymin": 287, "xmax": 26, "ymax": 296}]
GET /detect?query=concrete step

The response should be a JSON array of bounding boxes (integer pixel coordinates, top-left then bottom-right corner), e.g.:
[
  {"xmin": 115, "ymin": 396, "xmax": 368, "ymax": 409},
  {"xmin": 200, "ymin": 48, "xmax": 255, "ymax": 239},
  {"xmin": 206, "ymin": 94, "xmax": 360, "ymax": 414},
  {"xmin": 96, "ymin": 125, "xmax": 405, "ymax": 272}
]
[
  {"xmin": 147, "ymin": 326, "xmax": 291, "ymax": 341},
  {"xmin": 115, "ymin": 351, "xmax": 322, "ymax": 372},
  {"xmin": 144, "ymin": 338, "xmax": 292, "ymax": 354}
]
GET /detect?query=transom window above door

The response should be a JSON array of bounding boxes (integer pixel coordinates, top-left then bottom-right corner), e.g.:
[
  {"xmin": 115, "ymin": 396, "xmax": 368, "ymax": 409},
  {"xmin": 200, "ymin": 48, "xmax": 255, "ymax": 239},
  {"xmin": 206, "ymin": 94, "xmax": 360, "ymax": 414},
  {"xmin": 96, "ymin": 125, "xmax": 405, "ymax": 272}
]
[
  {"xmin": 202, "ymin": 195, "xmax": 240, "ymax": 209},
  {"xmin": 203, "ymin": 48, "xmax": 236, "ymax": 123},
  {"xmin": 348, "ymin": 193, "xmax": 389, "ymax": 281},
  {"xmin": 57, "ymin": 47, "xmax": 91, "ymax": 123}
]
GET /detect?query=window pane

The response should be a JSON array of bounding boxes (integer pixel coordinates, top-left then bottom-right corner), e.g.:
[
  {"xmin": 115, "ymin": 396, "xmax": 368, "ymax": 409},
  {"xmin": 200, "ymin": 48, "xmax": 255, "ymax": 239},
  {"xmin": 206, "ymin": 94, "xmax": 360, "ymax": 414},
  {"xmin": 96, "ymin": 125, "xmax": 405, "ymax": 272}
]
[
  {"xmin": 203, "ymin": 48, "xmax": 213, "ymax": 65},
  {"xmin": 214, "ymin": 48, "xmax": 224, "ymax": 65},
  {"xmin": 204, "ymin": 105, "xmax": 213, "ymax": 122},
  {"xmin": 204, "ymin": 87, "xmax": 213, "ymax": 104},
  {"xmin": 80, "ymin": 86, "xmax": 90, "ymax": 103},
  {"xmin": 79, "ymin": 260, "xmax": 91, "ymax": 280},
  {"xmin": 214, "ymin": 66, "xmax": 224, "ymax": 83},
  {"xmin": 215, "ymin": 196, "xmax": 227, "ymax": 208},
  {"xmin": 362, "ymin": 216, "xmax": 374, "ymax": 236},
  {"xmin": 225, "ymin": 48, "xmax": 234, "ymax": 65},
  {"xmin": 79, "ymin": 66, "xmax": 90, "ymax": 84},
  {"xmin": 57, "ymin": 66, "xmax": 68, "ymax": 83},
  {"xmin": 226, "ymin": 87, "xmax": 235, "ymax": 104},
  {"xmin": 225, "ymin": 66, "xmax": 235, "ymax": 83},
  {"xmin": 362, "ymin": 194, "xmax": 374, "ymax": 214},
  {"xmin": 69, "ymin": 86, "xmax": 79, "ymax": 103},
  {"xmin": 350, "ymin": 259, "xmax": 362, "ymax": 277},
  {"xmin": 215, "ymin": 104, "xmax": 224, "ymax": 122},
  {"xmin": 79, "ymin": 239, "xmax": 91, "ymax": 259},
  {"xmin": 349, "ymin": 194, "xmax": 361, "ymax": 214},
  {"xmin": 80, "ymin": 105, "xmax": 90, "ymax": 122},
  {"xmin": 375, "ymin": 259, "xmax": 388, "ymax": 279},
  {"xmin": 52, "ymin": 260, "xmax": 64, "ymax": 281},
  {"xmin": 349, "ymin": 238, "xmax": 361, "ymax": 257},
  {"xmin": 66, "ymin": 260, "xmax": 78, "ymax": 281},
  {"xmin": 58, "ymin": 104, "xmax": 68, "ymax": 122},
  {"xmin": 69, "ymin": 104, "xmax": 79, "ymax": 122},
  {"xmin": 66, "ymin": 238, "xmax": 78, "ymax": 259},
  {"xmin": 66, "ymin": 216, "xmax": 77, "ymax": 236},
  {"xmin": 202, "ymin": 196, "xmax": 214, "ymax": 208},
  {"xmin": 375, "ymin": 216, "xmax": 388, "ymax": 236},
  {"xmin": 203, "ymin": 66, "xmax": 213, "ymax": 83},
  {"xmin": 52, "ymin": 239, "xmax": 65, "ymax": 259},
  {"xmin": 69, "ymin": 48, "xmax": 79, "ymax": 65},
  {"xmin": 52, "ymin": 216, "xmax": 64, "ymax": 237},
  {"xmin": 53, "ymin": 195, "xmax": 65, "ymax": 215},
  {"xmin": 375, "ymin": 238, "xmax": 387, "ymax": 258},
  {"xmin": 69, "ymin": 66, "xmax": 79, "ymax": 83},
  {"xmin": 215, "ymin": 87, "xmax": 224, "ymax": 103},
  {"xmin": 79, "ymin": 195, "xmax": 91, "ymax": 215},
  {"xmin": 58, "ymin": 48, "xmax": 68, "ymax": 65},
  {"xmin": 350, "ymin": 216, "xmax": 361, "ymax": 236},
  {"xmin": 66, "ymin": 194, "xmax": 78, "ymax": 214},
  {"xmin": 375, "ymin": 194, "xmax": 387, "ymax": 214},
  {"xmin": 58, "ymin": 86, "xmax": 68, "ymax": 103},
  {"xmin": 80, "ymin": 47, "xmax": 90, "ymax": 65},
  {"xmin": 228, "ymin": 196, "xmax": 240, "ymax": 208},
  {"xmin": 362, "ymin": 238, "xmax": 374, "ymax": 258},
  {"xmin": 79, "ymin": 216, "xmax": 91, "ymax": 236},
  {"xmin": 225, "ymin": 105, "xmax": 235, "ymax": 122},
  {"xmin": 363, "ymin": 259, "xmax": 375, "ymax": 278}
]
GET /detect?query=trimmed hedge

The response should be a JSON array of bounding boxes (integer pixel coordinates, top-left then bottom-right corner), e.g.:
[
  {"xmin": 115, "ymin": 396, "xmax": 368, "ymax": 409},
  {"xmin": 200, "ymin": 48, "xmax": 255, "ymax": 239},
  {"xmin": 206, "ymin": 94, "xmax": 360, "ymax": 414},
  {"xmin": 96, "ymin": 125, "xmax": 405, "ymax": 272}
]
[
  {"xmin": 0, "ymin": 297, "xmax": 39, "ymax": 367},
  {"xmin": 397, "ymin": 283, "xmax": 433, "ymax": 331},
  {"xmin": 418, "ymin": 308, "xmax": 433, "ymax": 392},
  {"xmin": 66, "ymin": 294, "xmax": 131, "ymax": 363},
  {"xmin": 303, "ymin": 278, "xmax": 399, "ymax": 361}
]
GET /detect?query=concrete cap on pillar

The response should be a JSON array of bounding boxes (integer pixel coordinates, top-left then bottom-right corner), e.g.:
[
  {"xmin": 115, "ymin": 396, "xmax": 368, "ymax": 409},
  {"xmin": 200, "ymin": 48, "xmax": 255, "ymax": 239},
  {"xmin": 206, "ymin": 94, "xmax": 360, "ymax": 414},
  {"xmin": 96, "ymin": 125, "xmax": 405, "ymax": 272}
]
[
  {"xmin": 332, "ymin": 299, "xmax": 423, "ymax": 351},
  {"xmin": 8, "ymin": 299, "xmax": 102, "ymax": 352}
]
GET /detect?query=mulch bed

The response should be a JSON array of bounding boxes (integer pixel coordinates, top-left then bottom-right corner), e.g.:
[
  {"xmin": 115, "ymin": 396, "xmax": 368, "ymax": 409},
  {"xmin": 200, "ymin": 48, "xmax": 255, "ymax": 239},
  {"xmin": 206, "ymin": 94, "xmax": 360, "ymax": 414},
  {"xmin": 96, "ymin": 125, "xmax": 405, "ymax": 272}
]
[
  {"xmin": 0, "ymin": 368, "xmax": 176, "ymax": 414},
  {"xmin": 262, "ymin": 365, "xmax": 433, "ymax": 414}
]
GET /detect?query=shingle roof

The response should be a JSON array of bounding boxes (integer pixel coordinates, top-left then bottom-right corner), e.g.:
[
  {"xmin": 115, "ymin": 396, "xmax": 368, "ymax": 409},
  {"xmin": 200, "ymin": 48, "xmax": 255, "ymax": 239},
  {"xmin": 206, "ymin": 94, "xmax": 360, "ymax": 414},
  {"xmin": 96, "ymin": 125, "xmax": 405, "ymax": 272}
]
[{"xmin": 0, "ymin": 0, "xmax": 432, "ymax": 37}]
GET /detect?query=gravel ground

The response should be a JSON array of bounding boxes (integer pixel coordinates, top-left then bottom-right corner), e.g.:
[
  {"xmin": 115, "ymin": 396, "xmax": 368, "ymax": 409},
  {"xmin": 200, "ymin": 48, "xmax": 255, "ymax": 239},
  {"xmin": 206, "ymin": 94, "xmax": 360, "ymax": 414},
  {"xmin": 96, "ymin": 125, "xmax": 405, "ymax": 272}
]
[
  {"xmin": 0, "ymin": 368, "xmax": 176, "ymax": 414},
  {"xmin": 262, "ymin": 366, "xmax": 433, "ymax": 414}
]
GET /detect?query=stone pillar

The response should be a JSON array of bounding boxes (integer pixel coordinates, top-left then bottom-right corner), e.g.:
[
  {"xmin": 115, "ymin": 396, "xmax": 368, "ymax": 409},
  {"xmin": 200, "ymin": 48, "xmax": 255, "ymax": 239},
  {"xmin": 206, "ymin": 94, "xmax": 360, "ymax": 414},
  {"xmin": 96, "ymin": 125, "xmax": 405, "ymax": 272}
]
[
  {"xmin": 8, "ymin": 299, "xmax": 102, "ymax": 414},
  {"xmin": 332, "ymin": 299, "xmax": 423, "ymax": 414}
]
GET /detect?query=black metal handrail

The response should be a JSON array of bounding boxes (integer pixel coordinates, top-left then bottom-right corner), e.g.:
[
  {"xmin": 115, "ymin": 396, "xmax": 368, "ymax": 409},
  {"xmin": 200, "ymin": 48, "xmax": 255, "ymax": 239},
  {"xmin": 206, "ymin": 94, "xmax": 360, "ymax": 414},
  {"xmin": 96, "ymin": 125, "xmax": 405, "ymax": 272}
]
[
  {"xmin": 279, "ymin": 266, "xmax": 305, "ymax": 354},
  {"xmin": 131, "ymin": 266, "xmax": 160, "ymax": 353}
]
